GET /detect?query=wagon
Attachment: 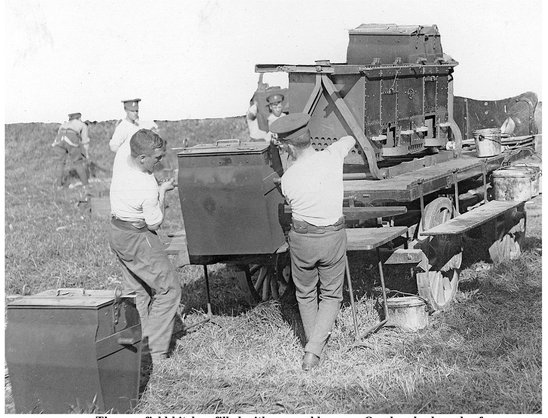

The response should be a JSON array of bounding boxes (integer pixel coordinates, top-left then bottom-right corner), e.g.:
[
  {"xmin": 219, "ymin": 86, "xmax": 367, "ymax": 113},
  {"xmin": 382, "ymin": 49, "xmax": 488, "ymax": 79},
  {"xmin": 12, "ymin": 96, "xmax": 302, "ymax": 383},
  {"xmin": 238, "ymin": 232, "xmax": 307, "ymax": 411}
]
[{"xmin": 167, "ymin": 23, "xmax": 542, "ymax": 318}]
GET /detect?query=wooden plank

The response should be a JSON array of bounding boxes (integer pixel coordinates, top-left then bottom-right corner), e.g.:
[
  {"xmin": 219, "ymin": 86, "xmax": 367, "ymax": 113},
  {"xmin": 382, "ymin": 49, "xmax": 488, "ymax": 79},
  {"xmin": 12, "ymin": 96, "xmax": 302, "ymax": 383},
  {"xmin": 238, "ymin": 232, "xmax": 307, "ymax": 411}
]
[
  {"xmin": 343, "ymin": 149, "xmax": 534, "ymax": 205},
  {"xmin": 422, "ymin": 200, "xmax": 524, "ymax": 236},
  {"xmin": 346, "ymin": 226, "xmax": 408, "ymax": 251}
]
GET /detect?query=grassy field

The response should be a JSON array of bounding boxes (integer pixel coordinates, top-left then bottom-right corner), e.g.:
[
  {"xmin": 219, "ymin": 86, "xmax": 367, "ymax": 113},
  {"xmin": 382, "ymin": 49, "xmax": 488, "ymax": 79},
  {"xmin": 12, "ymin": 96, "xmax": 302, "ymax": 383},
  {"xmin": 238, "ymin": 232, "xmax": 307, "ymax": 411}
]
[{"xmin": 4, "ymin": 119, "xmax": 542, "ymax": 414}]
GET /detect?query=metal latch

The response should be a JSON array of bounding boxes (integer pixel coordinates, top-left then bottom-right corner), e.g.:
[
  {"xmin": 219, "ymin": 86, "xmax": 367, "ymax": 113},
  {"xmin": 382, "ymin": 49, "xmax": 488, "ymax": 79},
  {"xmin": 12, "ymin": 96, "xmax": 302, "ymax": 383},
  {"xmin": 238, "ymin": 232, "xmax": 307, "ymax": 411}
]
[{"xmin": 112, "ymin": 287, "xmax": 122, "ymax": 326}]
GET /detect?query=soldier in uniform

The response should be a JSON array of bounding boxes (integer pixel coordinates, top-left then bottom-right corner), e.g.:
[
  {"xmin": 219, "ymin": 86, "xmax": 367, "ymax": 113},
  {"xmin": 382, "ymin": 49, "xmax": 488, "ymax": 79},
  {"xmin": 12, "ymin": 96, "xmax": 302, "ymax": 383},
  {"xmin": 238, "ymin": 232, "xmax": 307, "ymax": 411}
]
[
  {"xmin": 109, "ymin": 99, "xmax": 142, "ymax": 153},
  {"xmin": 246, "ymin": 91, "xmax": 287, "ymax": 141},
  {"xmin": 110, "ymin": 98, "xmax": 161, "ymax": 173},
  {"xmin": 52, "ymin": 112, "xmax": 91, "ymax": 188},
  {"xmin": 270, "ymin": 113, "xmax": 356, "ymax": 371},
  {"xmin": 109, "ymin": 129, "xmax": 181, "ymax": 363}
]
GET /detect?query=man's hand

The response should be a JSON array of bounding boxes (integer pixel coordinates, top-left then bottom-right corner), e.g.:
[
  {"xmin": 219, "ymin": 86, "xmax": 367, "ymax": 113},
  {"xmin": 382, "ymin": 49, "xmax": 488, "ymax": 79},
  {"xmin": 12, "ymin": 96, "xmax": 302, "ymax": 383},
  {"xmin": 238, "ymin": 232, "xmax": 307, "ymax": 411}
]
[
  {"xmin": 246, "ymin": 102, "xmax": 258, "ymax": 121},
  {"xmin": 269, "ymin": 132, "xmax": 281, "ymax": 146},
  {"xmin": 159, "ymin": 177, "xmax": 176, "ymax": 192}
]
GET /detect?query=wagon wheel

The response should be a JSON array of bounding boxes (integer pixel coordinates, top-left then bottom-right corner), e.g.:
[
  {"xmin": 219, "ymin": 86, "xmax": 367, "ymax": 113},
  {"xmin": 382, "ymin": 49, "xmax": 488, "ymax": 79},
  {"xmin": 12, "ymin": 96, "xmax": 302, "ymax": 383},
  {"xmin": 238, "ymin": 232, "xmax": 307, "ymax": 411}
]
[
  {"xmin": 242, "ymin": 252, "xmax": 292, "ymax": 303},
  {"xmin": 483, "ymin": 205, "xmax": 526, "ymax": 263},
  {"xmin": 416, "ymin": 197, "xmax": 463, "ymax": 311}
]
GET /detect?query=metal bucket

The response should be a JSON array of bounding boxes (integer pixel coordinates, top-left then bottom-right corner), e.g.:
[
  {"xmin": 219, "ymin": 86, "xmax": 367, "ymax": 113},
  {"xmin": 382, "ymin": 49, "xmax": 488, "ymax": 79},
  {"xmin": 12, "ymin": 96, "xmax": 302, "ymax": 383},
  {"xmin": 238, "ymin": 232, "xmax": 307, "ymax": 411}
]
[
  {"xmin": 492, "ymin": 165, "xmax": 541, "ymax": 202},
  {"xmin": 473, "ymin": 128, "xmax": 502, "ymax": 157},
  {"xmin": 386, "ymin": 296, "xmax": 428, "ymax": 331}
]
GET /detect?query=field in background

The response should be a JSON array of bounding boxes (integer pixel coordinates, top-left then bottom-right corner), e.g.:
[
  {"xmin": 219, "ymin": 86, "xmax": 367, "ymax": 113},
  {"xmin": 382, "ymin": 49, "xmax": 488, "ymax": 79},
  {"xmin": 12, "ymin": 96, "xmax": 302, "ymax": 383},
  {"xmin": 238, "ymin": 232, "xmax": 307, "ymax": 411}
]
[{"xmin": 4, "ymin": 120, "xmax": 542, "ymax": 414}]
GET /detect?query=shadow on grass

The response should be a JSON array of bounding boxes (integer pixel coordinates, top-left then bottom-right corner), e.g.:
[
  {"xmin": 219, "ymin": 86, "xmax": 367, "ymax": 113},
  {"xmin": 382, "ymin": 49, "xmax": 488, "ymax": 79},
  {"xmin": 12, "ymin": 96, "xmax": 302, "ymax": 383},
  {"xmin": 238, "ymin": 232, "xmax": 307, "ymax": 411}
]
[{"xmin": 177, "ymin": 266, "xmax": 255, "ymax": 317}]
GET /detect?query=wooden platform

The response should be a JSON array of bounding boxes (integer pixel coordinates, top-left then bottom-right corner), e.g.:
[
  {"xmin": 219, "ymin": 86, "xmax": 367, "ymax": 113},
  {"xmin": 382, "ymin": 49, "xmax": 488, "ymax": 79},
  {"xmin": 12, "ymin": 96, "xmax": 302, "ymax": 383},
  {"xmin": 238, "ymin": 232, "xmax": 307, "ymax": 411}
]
[
  {"xmin": 165, "ymin": 226, "xmax": 409, "ymax": 265},
  {"xmin": 421, "ymin": 200, "xmax": 524, "ymax": 236},
  {"xmin": 343, "ymin": 149, "xmax": 531, "ymax": 204},
  {"xmin": 346, "ymin": 226, "xmax": 408, "ymax": 251}
]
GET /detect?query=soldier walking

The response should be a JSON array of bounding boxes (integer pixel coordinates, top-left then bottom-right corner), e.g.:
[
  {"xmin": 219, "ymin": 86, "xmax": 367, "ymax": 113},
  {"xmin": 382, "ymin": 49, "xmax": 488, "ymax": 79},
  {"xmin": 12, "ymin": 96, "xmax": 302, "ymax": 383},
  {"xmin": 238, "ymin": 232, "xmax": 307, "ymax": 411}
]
[{"xmin": 52, "ymin": 112, "xmax": 90, "ymax": 189}]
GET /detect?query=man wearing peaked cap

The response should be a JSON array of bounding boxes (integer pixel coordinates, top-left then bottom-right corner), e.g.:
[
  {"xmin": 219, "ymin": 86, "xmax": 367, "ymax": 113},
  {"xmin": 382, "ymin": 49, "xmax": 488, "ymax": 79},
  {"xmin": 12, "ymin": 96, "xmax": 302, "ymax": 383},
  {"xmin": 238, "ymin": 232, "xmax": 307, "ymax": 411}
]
[
  {"xmin": 246, "ymin": 88, "xmax": 287, "ymax": 142},
  {"xmin": 109, "ymin": 98, "xmax": 142, "ymax": 153},
  {"xmin": 265, "ymin": 92, "xmax": 285, "ymax": 121},
  {"xmin": 270, "ymin": 112, "xmax": 310, "ymax": 143},
  {"xmin": 270, "ymin": 112, "xmax": 356, "ymax": 371},
  {"xmin": 109, "ymin": 98, "xmax": 160, "ymax": 178},
  {"xmin": 122, "ymin": 98, "xmax": 141, "ymax": 111},
  {"xmin": 51, "ymin": 112, "xmax": 91, "ymax": 188}
]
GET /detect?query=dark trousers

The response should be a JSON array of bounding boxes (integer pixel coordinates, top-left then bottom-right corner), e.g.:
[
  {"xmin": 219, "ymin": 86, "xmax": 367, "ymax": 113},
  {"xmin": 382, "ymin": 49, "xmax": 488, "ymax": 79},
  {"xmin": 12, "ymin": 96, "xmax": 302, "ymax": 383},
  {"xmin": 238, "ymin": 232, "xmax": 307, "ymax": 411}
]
[
  {"xmin": 288, "ymin": 226, "xmax": 347, "ymax": 357},
  {"xmin": 109, "ymin": 220, "xmax": 182, "ymax": 357},
  {"xmin": 52, "ymin": 143, "xmax": 88, "ymax": 186}
]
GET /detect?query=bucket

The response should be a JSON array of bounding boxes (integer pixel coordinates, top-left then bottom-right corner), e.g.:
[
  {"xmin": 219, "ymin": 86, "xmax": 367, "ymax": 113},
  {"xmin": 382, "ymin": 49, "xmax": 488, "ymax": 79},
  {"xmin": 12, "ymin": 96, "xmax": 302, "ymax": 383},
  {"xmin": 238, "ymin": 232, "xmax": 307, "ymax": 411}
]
[
  {"xmin": 473, "ymin": 128, "xmax": 502, "ymax": 157},
  {"xmin": 492, "ymin": 165, "xmax": 541, "ymax": 202},
  {"xmin": 386, "ymin": 296, "xmax": 428, "ymax": 331}
]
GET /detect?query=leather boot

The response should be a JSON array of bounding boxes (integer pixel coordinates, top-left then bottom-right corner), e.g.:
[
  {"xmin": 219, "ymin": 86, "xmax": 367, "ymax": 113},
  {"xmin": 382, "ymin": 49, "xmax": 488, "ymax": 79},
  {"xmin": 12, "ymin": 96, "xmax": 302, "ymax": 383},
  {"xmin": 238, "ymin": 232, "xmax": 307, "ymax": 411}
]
[{"xmin": 302, "ymin": 352, "xmax": 320, "ymax": 371}]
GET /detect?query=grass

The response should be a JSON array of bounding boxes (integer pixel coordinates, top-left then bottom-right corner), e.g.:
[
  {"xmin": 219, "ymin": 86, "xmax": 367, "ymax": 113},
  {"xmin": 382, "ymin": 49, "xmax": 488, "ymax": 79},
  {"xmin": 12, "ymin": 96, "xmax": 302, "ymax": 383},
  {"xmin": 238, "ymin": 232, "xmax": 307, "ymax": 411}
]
[{"xmin": 4, "ymin": 120, "xmax": 542, "ymax": 414}]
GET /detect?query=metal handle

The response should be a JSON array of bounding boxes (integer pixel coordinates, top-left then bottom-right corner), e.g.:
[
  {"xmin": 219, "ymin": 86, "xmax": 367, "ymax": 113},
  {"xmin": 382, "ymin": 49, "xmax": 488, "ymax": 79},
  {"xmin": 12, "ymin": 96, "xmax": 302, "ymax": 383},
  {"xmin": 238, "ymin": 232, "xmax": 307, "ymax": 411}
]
[
  {"xmin": 56, "ymin": 288, "xmax": 86, "ymax": 296},
  {"xmin": 216, "ymin": 139, "xmax": 240, "ymax": 147},
  {"xmin": 117, "ymin": 337, "xmax": 137, "ymax": 345}
]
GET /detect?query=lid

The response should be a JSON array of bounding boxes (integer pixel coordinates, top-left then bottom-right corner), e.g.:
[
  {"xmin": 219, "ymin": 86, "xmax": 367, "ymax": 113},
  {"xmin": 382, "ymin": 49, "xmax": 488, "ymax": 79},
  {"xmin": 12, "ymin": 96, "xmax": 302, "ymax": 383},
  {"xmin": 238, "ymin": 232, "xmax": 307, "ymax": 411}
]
[
  {"xmin": 349, "ymin": 23, "xmax": 440, "ymax": 36},
  {"xmin": 177, "ymin": 140, "xmax": 270, "ymax": 157},
  {"xmin": 7, "ymin": 289, "xmax": 133, "ymax": 309},
  {"xmin": 492, "ymin": 166, "xmax": 539, "ymax": 178}
]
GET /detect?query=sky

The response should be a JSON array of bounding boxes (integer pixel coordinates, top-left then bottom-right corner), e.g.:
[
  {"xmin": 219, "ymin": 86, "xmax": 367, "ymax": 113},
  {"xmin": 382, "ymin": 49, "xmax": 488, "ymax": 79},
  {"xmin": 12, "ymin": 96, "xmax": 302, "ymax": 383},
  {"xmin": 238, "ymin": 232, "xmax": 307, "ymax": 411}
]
[{"xmin": 4, "ymin": 0, "xmax": 544, "ymax": 123}]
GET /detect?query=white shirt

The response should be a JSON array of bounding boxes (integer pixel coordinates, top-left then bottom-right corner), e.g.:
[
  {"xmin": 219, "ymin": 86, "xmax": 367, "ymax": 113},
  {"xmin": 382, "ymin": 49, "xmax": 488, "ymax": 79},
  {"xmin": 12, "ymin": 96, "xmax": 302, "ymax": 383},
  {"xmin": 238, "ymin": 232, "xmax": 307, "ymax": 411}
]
[
  {"xmin": 109, "ymin": 119, "xmax": 140, "ymax": 153},
  {"xmin": 110, "ymin": 119, "xmax": 159, "ymax": 173},
  {"xmin": 110, "ymin": 155, "xmax": 163, "ymax": 228},
  {"xmin": 281, "ymin": 136, "xmax": 355, "ymax": 226},
  {"xmin": 267, "ymin": 113, "xmax": 283, "ymax": 125}
]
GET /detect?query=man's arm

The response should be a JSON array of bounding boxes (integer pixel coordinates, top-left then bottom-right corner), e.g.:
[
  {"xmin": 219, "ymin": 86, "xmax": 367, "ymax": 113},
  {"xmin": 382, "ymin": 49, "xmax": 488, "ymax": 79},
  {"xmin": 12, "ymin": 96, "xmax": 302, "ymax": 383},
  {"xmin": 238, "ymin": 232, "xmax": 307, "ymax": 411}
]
[
  {"xmin": 147, "ymin": 179, "xmax": 175, "ymax": 231},
  {"xmin": 109, "ymin": 120, "xmax": 125, "ymax": 152},
  {"xmin": 80, "ymin": 122, "xmax": 90, "ymax": 158},
  {"xmin": 330, "ymin": 135, "xmax": 356, "ymax": 158}
]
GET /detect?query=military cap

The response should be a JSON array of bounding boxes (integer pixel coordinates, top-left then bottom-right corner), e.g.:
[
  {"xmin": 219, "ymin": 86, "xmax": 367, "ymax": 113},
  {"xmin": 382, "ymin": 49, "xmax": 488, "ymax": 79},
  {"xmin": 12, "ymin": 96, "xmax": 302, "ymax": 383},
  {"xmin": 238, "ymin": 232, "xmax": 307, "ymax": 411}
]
[
  {"xmin": 122, "ymin": 98, "xmax": 141, "ymax": 111},
  {"xmin": 270, "ymin": 113, "xmax": 311, "ymax": 142},
  {"xmin": 266, "ymin": 93, "xmax": 284, "ymax": 105},
  {"xmin": 68, "ymin": 112, "xmax": 81, "ymax": 120}
]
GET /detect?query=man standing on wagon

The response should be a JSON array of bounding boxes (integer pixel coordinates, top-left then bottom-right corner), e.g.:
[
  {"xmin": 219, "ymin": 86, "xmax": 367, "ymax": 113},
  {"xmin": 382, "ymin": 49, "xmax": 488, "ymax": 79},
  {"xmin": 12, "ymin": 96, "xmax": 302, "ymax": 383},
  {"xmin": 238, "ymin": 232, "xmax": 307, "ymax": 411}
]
[
  {"xmin": 109, "ymin": 128, "xmax": 181, "ymax": 363},
  {"xmin": 246, "ymin": 91, "xmax": 287, "ymax": 141},
  {"xmin": 270, "ymin": 113, "xmax": 356, "ymax": 371}
]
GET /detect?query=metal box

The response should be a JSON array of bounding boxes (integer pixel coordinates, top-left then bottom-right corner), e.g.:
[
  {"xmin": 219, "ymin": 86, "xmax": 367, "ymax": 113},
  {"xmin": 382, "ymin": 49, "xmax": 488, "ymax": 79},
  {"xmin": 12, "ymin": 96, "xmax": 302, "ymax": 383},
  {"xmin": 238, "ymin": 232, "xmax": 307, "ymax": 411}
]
[
  {"xmin": 6, "ymin": 289, "xmax": 142, "ymax": 413},
  {"xmin": 346, "ymin": 24, "xmax": 444, "ymax": 65},
  {"xmin": 177, "ymin": 140, "xmax": 286, "ymax": 261},
  {"xmin": 256, "ymin": 23, "xmax": 460, "ymax": 179}
]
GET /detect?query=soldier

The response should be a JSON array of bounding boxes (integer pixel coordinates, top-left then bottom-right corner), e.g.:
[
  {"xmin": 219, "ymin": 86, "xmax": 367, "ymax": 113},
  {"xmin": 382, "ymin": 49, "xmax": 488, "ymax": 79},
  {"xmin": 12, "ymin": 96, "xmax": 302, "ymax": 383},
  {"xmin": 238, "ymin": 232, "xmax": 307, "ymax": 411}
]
[
  {"xmin": 109, "ymin": 99, "xmax": 142, "ymax": 153},
  {"xmin": 246, "ymin": 91, "xmax": 287, "ymax": 141},
  {"xmin": 109, "ymin": 98, "xmax": 159, "ymax": 153},
  {"xmin": 52, "ymin": 112, "xmax": 91, "ymax": 188},
  {"xmin": 270, "ymin": 113, "xmax": 356, "ymax": 371},
  {"xmin": 109, "ymin": 129, "xmax": 181, "ymax": 363}
]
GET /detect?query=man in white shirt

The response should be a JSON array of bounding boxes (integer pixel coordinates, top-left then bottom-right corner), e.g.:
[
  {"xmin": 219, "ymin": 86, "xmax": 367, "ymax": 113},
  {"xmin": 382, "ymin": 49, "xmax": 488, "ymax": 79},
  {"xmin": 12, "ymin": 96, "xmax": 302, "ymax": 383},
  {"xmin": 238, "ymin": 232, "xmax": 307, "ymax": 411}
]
[
  {"xmin": 270, "ymin": 113, "xmax": 356, "ymax": 371},
  {"xmin": 109, "ymin": 129, "xmax": 181, "ymax": 363},
  {"xmin": 109, "ymin": 98, "xmax": 159, "ymax": 153},
  {"xmin": 109, "ymin": 99, "xmax": 141, "ymax": 153}
]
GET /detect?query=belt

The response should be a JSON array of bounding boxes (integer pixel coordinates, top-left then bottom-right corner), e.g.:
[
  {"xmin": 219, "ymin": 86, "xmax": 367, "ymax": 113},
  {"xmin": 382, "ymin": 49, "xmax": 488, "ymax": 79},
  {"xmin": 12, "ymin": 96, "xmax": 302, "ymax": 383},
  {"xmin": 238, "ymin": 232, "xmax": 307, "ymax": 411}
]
[
  {"xmin": 111, "ymin": 216, "xmax": 147, "ymax": 232},
  {"xmin": 291, "ymin": 217, "xmax": 345, "ymax": 234}
]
